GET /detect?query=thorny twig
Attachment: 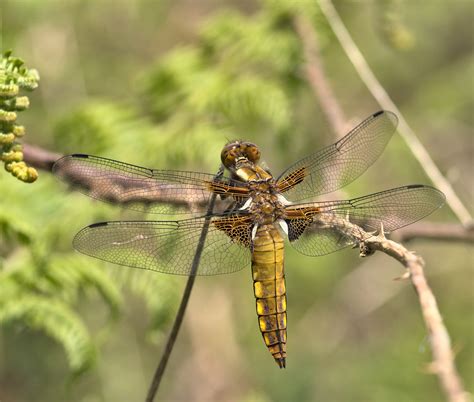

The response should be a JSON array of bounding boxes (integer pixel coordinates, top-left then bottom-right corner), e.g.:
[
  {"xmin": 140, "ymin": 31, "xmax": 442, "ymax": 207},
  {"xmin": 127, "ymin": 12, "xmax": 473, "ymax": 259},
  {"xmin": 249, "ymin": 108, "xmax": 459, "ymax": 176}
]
[
  {"xmin": 23, "ymin": 143, "xmax": 62, "ymax": 171},
  {"xmin": 316, "ymin": 213, "xmax": 469, "ymax": 402},
  {"xmin": 318, "ymin": 0, "xmax": 473, "ymax": 227}
]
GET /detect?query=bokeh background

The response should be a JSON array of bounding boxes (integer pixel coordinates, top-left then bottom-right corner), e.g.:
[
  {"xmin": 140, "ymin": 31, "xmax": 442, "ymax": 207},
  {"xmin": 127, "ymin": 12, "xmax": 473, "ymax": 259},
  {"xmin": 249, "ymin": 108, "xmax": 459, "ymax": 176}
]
[{"xmin": 0, "ymin": 0, "xmax": 472, "ymax": 401}]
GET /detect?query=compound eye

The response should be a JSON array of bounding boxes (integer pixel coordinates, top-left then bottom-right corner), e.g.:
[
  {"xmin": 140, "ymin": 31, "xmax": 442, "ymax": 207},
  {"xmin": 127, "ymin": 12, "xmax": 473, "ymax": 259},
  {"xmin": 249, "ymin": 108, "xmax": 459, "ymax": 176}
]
[
  {"xmin": 221, "ymin": 147, "xmax": 236, "ymax": 168},
  {"xmin": 245, "ymin": 144, "xmax": 260, "ymax": 163}
]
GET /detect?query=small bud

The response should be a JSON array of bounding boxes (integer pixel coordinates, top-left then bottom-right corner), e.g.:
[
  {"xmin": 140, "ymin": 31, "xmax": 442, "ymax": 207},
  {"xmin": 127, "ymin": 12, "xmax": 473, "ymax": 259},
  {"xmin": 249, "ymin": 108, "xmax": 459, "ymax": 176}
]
[
  {"xmin": 18, "ymin": 76, "xmax": 39, "ymax": 91},
  {"xmin": 0, "ymin": 109, "xmax": 17, "ymax": 122},
  {"xmin": 0, "ymin": 83, "xmax": 19, "ymax": 98},
  {"xmin": 14, "ymin": 96, "xmax": 30, "ymax": 111},
  {"xmin": 0, "ymin": 132, "xmax": 15, "ymax": 145},
  {"xmin": 25, "ymin": 167, "xmax": 38, "ymax": 182},
  {"xmin": 13, "ymin": 125, "xmax": 25, "ymax": 137},
  {"xmin": 1, "ymin": 150, "xmax": 23, "ymax": 162},
  {"xmin": 5, "ymin": 160, "xmax": 25, "ymax": 172}
]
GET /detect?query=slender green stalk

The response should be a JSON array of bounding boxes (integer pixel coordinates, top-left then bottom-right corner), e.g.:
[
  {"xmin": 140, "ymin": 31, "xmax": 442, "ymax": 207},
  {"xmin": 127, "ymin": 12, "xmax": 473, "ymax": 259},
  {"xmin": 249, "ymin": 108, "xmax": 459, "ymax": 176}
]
[{"xmin": 145, "ymin": 166, "xmax": 224, "ymax": 402}]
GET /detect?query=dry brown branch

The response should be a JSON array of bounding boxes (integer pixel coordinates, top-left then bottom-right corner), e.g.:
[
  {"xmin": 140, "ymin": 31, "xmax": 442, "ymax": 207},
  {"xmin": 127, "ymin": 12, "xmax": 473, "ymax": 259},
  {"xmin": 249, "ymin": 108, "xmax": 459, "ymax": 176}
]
[
  {"xmin": 22, "ymin": 143, "xmax": 61, "ymax": 172},
  {"xmin": 23, "ymin": 143, "xmax": 236, "ymax": 213},
  {"xmin": 392, "ymin": 222, "xmax": 474, "ymax": 244},
  {"xmin": 315, "ymin": 212, "xmax": 469, "ymax": 402},
  {"xmin": 318, "ymin": 0, "xmax": 473, "ymax": 228},
  {"xmin": 293, "ymin": 15, "xmax": 347, "ymax": 137}
]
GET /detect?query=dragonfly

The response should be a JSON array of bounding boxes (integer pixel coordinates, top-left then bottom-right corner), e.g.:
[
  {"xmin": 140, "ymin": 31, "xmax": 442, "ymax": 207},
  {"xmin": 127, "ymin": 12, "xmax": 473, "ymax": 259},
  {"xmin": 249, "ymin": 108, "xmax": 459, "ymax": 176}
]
[{"xmin": 53, "ymin": 110, "xmax": 445, "ymax": 368}]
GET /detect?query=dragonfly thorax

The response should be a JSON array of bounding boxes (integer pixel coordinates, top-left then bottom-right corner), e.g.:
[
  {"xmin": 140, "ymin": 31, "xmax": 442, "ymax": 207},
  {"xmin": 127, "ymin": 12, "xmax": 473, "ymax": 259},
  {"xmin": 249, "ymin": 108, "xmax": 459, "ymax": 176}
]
[{"xmin": 247, "ymin": 190, "xmax": 286, "ymax": 224}]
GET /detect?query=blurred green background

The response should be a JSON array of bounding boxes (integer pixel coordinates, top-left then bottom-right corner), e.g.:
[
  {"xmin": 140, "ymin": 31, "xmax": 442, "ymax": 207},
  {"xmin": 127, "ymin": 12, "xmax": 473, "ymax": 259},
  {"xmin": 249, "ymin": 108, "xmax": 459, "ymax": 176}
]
[{"xmin": 0, "ymin": 0, "xmax": 472, "ymax": 401}]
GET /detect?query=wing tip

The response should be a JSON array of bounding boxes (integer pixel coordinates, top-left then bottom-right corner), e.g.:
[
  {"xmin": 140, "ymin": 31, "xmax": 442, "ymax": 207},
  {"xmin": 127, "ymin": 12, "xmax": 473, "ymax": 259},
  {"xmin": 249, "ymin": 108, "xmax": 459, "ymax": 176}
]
[
  {"xmin": 373, "ymin": 110, "xmax": 384, "ymax": 117},
  {"xmin": 406, "ymin": 184, "xmax": 446, "ymax": 207},
  {"xmin": 52, "ymin": 153, "xmax": 90, "ymax": 174},
  {"xmin": 72, "ymin": 222, "xmax": 109, "ymax": 254},
  {"xmin": 372, "ymin": 109, "xmax": 398, "ymax": 125},
  {"xmin": 88, "ymin": 222, "xmax": 109, "ymax": 228}
]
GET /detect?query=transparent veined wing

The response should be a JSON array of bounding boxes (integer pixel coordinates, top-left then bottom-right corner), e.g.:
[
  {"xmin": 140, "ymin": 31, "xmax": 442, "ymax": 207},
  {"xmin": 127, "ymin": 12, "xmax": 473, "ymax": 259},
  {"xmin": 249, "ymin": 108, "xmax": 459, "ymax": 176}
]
[
  {"xmin": 276, "ymin": 111, "xmax": 398, "ymax": 201},
  {"xmin": 73, "ymin": 214, "xmax": 254, "ymax": 275},
  {"xmin": 53, "ymin": 154, "xmax": 250, "ymax": 215},
  {"xmin": 285, "ymin": 185, "xmax": 445, "ymax": 256}
]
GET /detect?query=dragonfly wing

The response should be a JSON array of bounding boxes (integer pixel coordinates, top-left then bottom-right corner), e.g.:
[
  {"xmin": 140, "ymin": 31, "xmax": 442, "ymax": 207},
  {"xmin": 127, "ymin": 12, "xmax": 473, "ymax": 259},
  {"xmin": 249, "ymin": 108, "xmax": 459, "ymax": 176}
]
[
  {"xmin": 53, "ymin": 154, "xmax": 250, "ymax": 215},
  {"xmin": 73, "ymin": 214, "xmax": 253, "ymax": 275},
  {"xmin": 285, "ymin": 185, "xmax": 445, "ymax": 256},
  {"xmin": 276, "ymin": 111, "xmax": 398, "ymax": 201}
]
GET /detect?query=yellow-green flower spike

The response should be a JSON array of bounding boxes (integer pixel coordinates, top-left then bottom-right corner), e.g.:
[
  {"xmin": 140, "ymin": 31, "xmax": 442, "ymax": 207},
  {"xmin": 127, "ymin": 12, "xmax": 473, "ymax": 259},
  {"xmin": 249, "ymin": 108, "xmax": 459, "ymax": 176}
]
[{"xmin": 0, "ymin": 50, "xmax": 40, "ymax": 183}]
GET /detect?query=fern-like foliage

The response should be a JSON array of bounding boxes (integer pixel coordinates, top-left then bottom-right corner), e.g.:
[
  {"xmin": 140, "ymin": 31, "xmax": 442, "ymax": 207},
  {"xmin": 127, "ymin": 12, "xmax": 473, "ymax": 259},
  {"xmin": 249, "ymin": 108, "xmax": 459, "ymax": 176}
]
[
  {"xmin": 0, "ymin": 155, "xmax": 179, "ymax": 374},
  {"xmin": 0, "ymin": 294, "xmax": 95, "ymax": 374},
  {"xmin": 134, "ymin": 0, "xmax": 339, "ymax": 167}
]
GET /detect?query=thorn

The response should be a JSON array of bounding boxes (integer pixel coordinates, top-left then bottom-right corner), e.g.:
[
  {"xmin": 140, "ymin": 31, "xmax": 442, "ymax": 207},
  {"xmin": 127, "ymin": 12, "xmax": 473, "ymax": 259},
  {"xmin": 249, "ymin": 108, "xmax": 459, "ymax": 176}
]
[
  {"xmin": 378, "ymin": 222, "xmax": 387, "ymax": 239},
  {"xmin": 393, "ymin": 269, "xmax": 411, "ymax": 281},
  {"xmin": 452, "ymin": 342, "xmax": 464, "ymax": 358},
  {"xmin": 423, "ymin": 361, "xmax": 440, "ymax": 374}
]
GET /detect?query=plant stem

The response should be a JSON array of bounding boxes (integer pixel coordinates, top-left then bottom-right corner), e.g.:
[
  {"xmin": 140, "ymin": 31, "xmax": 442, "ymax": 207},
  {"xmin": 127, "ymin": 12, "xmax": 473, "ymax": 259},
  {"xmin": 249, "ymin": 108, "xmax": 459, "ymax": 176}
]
[
  {"xmin": 316, "ymin": 212, "xmax": 469, "ymax": 402},
  {"xmin": 145, "ymin": 166, "xmax": 223, "ymax": 402},
  {"xmin": 293, "ymin": 15, "xmax": 347, "ymax": 137}
]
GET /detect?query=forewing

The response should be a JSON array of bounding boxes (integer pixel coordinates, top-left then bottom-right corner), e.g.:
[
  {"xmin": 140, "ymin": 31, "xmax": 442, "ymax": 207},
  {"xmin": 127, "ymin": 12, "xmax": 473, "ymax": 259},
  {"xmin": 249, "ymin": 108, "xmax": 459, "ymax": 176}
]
[
  {"xmin": 73, "ymin": 215, "xmax": 253, "ymax": 275},
  {"xmin": 285, "ymin": 185, "xmax": 445, "ymax": 256},
  {"xmin": 53, "ymin": 154, "xmax": 250, "ymax": 215},
  {"xmin": 276, "ymin": 111, "xmax": 398, "ymax": 201}
]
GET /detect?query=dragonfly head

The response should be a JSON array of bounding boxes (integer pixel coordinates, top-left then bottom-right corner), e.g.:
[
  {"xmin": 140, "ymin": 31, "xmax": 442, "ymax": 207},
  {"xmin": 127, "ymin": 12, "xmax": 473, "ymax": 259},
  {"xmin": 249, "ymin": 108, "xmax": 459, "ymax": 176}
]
[{"xmin": 221, "ymin": 140, "xmax": 261, "ymax": 172}]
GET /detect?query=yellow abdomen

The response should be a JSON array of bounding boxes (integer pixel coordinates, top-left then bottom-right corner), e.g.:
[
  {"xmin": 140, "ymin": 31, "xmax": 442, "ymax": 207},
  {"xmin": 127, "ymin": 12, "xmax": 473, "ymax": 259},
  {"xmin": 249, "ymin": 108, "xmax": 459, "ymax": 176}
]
[{"xmin": 251, "ymin": 224, "xmax": 287, "ymax": 368}]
